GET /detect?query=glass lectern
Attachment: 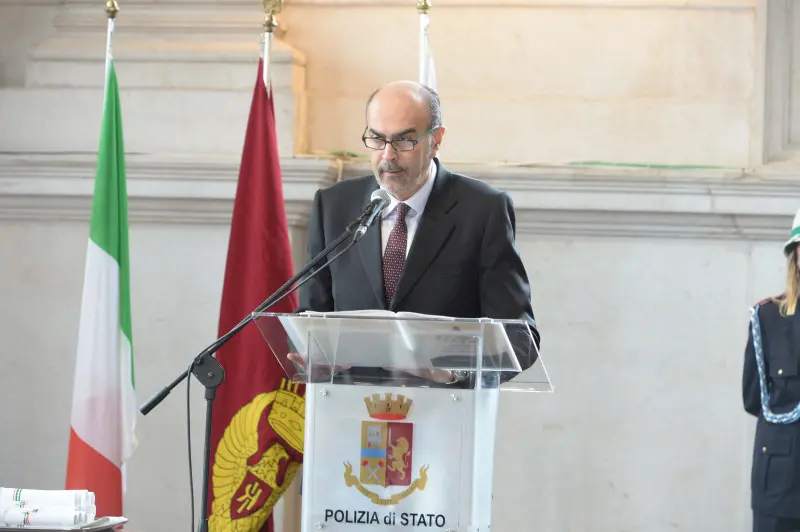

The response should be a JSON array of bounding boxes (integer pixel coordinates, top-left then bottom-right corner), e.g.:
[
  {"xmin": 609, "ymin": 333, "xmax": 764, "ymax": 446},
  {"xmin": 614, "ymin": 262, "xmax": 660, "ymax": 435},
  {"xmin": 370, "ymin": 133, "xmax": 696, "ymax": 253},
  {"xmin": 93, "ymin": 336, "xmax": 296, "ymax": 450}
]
[{"xmin": 253, "ymin": 311, "xmax": 552, "ymax": 532}]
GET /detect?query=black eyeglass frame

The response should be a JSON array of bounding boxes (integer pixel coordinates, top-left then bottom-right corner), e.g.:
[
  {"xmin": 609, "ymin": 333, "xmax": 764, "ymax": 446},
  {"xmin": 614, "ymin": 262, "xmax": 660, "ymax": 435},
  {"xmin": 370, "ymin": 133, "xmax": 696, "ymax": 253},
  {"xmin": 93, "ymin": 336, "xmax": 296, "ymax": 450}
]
[{"xmin": 361, "ymin": 126, "xmax": 438, "ymax": 152}]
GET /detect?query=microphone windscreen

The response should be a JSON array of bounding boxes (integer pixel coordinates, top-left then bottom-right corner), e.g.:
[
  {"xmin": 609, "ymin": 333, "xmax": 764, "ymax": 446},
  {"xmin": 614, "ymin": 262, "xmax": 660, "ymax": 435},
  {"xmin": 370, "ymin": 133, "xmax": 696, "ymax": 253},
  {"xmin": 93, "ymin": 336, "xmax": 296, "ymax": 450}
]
[{"xmin": 371, "ymin": 188, "xmax": 391, "ymax": 205}]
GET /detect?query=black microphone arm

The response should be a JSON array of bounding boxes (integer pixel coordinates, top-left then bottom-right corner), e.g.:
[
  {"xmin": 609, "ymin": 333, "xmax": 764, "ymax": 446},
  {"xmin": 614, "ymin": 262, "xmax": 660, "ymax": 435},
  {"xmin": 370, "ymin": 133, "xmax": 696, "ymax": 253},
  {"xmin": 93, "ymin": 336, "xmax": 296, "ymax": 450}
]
[
  {"xmin": 138, "ymin": 191, "xmax": 391, "ymax": 532},
  {"xmin": 139, "ymin": 210, "xmax": 369, "ymax": 417}
]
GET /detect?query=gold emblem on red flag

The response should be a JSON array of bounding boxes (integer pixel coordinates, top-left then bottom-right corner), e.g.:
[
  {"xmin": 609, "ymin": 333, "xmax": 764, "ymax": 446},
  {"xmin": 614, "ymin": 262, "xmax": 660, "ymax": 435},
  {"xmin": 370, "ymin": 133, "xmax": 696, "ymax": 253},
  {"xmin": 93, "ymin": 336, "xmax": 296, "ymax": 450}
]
[
  {"xmin": 209, "ymin": 378, "xmax": 305, "ymax": 532},
  {"xmin": 342, "ymin": 393, "xmax": 429, "ymax": 505}
]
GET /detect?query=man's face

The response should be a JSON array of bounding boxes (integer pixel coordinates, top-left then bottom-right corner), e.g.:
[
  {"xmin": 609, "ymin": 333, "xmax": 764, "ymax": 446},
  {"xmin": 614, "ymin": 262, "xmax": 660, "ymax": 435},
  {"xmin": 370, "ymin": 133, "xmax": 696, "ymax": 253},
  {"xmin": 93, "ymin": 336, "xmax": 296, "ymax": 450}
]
[{"xmin": 364, "ymin": 91, "xmax": 442, "ymax": 201}]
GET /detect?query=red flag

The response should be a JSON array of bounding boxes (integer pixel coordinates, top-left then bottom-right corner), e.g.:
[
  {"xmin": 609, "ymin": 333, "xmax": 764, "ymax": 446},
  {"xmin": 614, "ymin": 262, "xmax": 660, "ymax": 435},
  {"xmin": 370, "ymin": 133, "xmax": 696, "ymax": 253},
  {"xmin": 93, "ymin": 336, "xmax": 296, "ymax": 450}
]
[{"xmin": 207, "ymin": 59, "xmax": 305, "ymax": 532}]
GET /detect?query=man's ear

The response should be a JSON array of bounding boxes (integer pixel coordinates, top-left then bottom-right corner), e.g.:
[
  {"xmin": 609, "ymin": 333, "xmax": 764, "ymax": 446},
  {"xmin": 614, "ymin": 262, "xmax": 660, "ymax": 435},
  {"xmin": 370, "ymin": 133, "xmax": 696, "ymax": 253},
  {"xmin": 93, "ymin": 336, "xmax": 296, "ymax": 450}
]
[{"xmin": 431, "ymin": 126, "xmax": 446, "ymax": 156}]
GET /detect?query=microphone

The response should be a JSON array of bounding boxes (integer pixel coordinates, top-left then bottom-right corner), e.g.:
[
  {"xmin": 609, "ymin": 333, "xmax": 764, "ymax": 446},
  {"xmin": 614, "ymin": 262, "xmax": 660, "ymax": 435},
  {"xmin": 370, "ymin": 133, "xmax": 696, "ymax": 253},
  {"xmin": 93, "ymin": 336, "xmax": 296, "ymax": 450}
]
[{"xmin": 354, "ymin": 189, "xmax": 391, "ymax": 241}]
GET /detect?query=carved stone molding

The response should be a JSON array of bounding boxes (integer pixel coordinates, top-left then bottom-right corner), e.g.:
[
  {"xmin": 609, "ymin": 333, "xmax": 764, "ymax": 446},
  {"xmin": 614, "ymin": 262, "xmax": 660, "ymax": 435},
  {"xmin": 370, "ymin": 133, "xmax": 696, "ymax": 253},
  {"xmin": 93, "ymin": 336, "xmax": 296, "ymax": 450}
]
[
  {"xmin": 0, "ymin": 1, "xmax": 308, "ymax": 157},
  {"xmin": 1, "ymin": 154, "xmax": 798, "ymax": 240},
  {"xmin": 0, "ymin": 154, "xmax": 335, "ymax": 227},
  {"xmin": 759, "ymin": 0, "xmax": 800, "ymax": 166}
]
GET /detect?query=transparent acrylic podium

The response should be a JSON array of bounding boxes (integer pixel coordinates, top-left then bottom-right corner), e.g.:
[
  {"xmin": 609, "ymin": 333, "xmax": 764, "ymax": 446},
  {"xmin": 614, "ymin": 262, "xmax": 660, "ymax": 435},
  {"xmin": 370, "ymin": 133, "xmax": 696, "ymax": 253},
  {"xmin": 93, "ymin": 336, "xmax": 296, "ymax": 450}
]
[{"xmin": 253, "ymin": 311, "xmax": 552, "ymax": 532}]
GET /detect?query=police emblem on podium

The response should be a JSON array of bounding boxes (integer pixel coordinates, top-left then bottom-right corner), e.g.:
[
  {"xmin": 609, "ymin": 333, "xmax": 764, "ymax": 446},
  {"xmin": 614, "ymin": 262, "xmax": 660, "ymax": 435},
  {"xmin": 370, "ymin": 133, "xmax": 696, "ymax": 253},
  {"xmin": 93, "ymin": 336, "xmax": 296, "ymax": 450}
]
[{"xmin": 343, "ymin": 393, "xmax": 429, "ymax": 504}]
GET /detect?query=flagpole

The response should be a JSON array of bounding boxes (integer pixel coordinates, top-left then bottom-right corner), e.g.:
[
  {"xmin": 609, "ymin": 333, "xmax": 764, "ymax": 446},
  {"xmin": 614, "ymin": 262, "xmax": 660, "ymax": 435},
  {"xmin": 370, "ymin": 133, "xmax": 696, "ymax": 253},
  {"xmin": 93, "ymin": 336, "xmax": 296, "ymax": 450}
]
[
  {"xmin": 104, "ymin": 0, "xmax": 118, "ymax": 92},
  {"xmin": 417, "ymin": 0, "xmax": 431, "ymax": 85},
  {"xmin": 262, "ymin": 0, "xmax": 282, "ymax": 97},
  {"xmin": 66, "ymin": 0, "xmax": 135, "ymax": 518}
]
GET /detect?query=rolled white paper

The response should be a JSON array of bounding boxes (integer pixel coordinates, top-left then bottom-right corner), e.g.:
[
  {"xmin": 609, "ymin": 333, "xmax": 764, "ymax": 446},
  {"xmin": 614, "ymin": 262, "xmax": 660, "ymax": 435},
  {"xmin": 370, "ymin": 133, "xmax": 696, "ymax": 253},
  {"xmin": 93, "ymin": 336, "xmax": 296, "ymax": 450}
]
[
  {"xmin": 2, "ymin": 507, "xmax": 88, "ymax": 528},
  {"xmin": 0, "ymin": 488, "xmax": 94, "ymax": 511}
]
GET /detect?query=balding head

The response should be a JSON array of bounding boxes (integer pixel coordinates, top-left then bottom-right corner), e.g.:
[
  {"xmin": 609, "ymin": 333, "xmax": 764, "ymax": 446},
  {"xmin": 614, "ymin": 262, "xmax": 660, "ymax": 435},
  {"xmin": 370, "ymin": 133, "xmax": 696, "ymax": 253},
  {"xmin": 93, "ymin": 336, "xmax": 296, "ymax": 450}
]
[{"xmin": 366, "ymin": 81, "xmax": 442, "ymax": 130}]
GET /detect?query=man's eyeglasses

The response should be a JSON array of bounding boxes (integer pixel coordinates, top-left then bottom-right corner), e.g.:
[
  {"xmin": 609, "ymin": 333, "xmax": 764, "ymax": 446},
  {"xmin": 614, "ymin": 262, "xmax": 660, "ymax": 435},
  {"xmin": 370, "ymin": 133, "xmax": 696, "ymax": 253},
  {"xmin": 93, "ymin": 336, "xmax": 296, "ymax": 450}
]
[{"xmin": 362, "ymin": 126, "xmax": 437, "ymax": 152}]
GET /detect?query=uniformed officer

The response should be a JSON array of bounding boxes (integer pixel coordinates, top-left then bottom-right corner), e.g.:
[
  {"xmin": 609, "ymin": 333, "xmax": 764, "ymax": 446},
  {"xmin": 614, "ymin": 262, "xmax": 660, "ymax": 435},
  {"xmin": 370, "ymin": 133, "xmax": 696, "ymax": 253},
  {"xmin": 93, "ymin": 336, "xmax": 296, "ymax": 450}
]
[{"xmin": 743, "ymin": 208, "xmax": 800, "ymax": 532}]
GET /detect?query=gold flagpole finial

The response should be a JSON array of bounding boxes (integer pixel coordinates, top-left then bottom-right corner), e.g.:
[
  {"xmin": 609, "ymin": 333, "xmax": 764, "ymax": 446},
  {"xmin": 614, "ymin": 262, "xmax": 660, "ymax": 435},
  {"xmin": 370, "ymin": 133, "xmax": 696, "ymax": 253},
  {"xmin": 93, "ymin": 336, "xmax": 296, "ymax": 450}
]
[
  {"xmin": 262, "ymin": 0, "xmax": 283, "ymax": 33},
  {"xmin": 417, "ymin": 0, "xmax": 431, "ymax": 14},
  {"xmin": 261, "ymin": 0, "xmax": 283, "ymax": 94},
  {"xmin": 105, "ymin": 0, "xmax": 119, "ymax": 19}
]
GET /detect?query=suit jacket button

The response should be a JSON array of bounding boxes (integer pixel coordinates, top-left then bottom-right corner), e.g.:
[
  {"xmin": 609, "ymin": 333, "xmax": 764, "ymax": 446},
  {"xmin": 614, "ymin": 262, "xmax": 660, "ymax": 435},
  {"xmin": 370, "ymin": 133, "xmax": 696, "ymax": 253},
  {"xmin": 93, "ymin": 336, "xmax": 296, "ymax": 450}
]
[
  {"xmin": 778, "ymin": 369, "xmax": 784, "ymax": 375},
  {"xmin": 762, "ymin": 446, "xmax": 768, "ymax": 453}
]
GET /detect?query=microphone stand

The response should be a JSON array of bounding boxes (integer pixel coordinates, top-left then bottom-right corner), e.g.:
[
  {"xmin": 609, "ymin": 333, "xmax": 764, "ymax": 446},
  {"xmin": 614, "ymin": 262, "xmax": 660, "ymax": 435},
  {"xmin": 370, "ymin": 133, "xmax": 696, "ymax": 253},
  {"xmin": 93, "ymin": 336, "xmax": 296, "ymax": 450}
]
[{"xmin": 139, "ymin": 213, "xmax": 368, "ymax": 532}]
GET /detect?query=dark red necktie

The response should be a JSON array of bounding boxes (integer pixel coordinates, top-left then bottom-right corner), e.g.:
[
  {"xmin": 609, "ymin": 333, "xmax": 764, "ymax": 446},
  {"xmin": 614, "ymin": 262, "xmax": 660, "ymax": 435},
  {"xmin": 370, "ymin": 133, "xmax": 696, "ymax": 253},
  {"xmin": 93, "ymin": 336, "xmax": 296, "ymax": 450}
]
[{"xmin": 382, "ymin": 202, "xmax": 410, "ymax": 304}]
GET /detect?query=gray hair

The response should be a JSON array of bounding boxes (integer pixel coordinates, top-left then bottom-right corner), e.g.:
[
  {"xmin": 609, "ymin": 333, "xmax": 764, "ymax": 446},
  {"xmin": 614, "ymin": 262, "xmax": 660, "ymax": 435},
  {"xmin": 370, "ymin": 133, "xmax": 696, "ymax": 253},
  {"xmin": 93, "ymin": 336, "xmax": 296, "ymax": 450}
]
[
  {"xmin": 365, "ymin": 83, "xmax": 443, "ymax": 130},
  {"xmin": 421, "ymin": 84, "xmax": 443, "ymax": 129}
]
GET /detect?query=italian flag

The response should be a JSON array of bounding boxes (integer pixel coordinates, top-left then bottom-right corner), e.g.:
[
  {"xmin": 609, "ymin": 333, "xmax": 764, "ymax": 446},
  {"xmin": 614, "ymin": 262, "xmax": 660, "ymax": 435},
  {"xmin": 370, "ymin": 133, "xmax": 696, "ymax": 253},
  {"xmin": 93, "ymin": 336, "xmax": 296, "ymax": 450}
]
[{"xmin": 65, "ymin": 59, "xmax": 138, "ymax": 518}]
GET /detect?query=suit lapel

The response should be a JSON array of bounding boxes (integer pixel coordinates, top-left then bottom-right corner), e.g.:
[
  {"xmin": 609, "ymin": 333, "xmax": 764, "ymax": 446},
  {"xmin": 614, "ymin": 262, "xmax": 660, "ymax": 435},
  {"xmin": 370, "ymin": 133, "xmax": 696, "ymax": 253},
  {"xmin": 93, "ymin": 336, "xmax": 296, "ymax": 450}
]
[
  {"xmin": 356, "ymin": 180, "xmax": 388, "ymax": 309},
  {"xmin": 390, "ymin": 161, "xmax": 457, "ymax": 310}
]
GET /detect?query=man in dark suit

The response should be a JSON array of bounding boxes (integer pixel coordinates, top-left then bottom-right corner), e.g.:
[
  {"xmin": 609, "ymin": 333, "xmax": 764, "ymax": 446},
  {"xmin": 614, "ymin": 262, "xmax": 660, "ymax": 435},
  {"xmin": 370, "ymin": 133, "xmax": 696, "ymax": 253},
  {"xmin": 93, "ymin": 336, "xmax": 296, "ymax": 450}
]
[{"xmin": 295, "ymin": 80, "xmax": 539, "ymax": 384}]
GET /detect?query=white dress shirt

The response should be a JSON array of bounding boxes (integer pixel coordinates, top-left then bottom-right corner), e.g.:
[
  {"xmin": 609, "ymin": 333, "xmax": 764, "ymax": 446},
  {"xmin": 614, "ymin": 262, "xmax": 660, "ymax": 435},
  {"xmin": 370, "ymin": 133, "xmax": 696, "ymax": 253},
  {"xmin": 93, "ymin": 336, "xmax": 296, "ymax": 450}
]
[{"xmin": 380, "ymin": 160, "xmax": 437, "ymax": 257}]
